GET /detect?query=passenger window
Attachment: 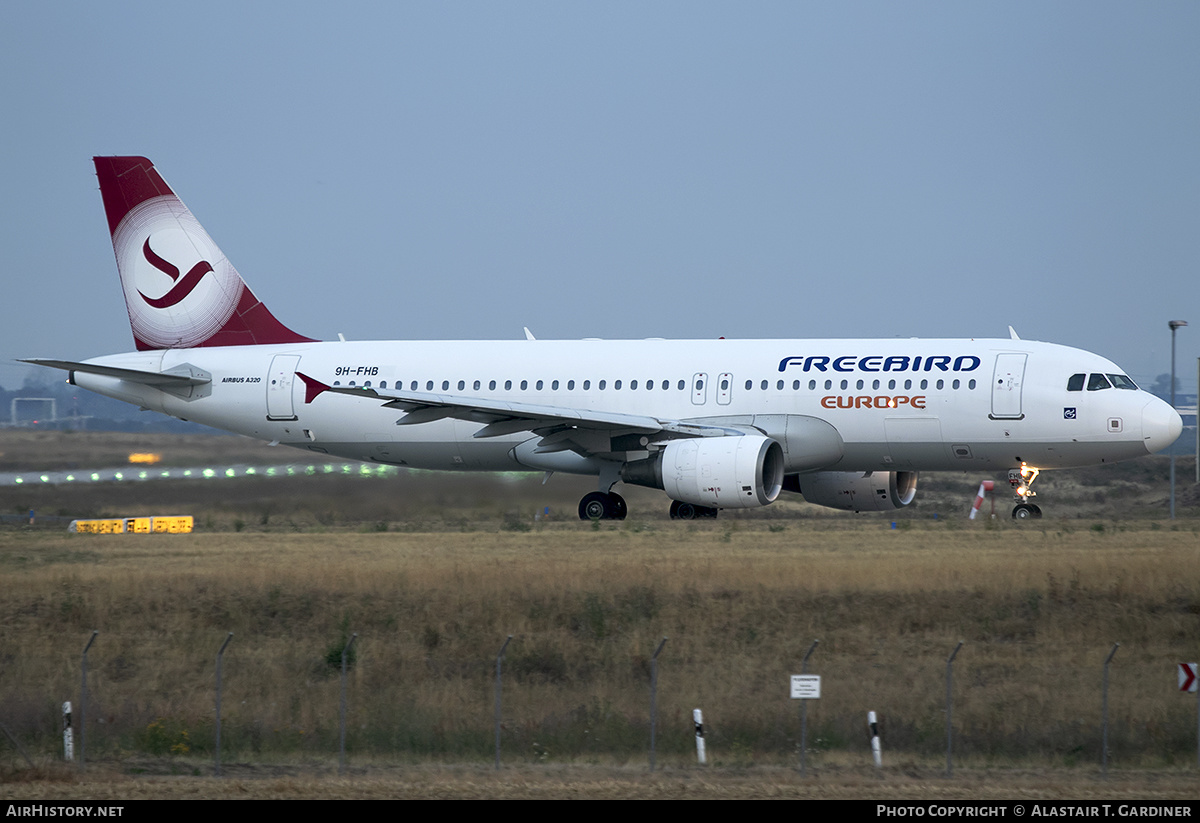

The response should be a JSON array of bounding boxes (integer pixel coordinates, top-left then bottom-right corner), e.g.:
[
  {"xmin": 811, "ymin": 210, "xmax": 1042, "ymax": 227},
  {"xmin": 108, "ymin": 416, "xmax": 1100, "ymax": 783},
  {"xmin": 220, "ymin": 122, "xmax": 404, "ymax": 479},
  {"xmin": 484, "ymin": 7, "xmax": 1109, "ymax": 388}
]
[
  {"xmin": 457, "ymin": 380, "xmax": 465, "ymax": 390},
  {"xmin": 856, "ymin": 379, "xmax": 864, "ymax": 390},
  {"xmin": 1067, "ymin": 373, "xmax": 1085, "ymax": 392},
  {"xmin": 536, "ymin": 380, "xmax": 543, "ymax": 390},
  {"xmin": 442, "ymin": 380, "xmax": 450, "ymax": 391},
  {"xmin": 521, "ymin": 380, "xmax": 528, "ymax": 390},
  {"xmin": 599, "ymin": 380, "xmax": 607, "ymax": 390},
  {"xmin": 952, "ymin": 379, "xmax": 960, "ymax": 390},
  {"xmin": 824, "ymin": 380, "xmax": 832, "ymax": 390},
  {"xmin": 839, "ymin": 380, "xmax": 848, "ymax": 390},
  {"xmin": 777, "ymin": 380, "xmax": 784, "ymax": 390},
  {"xmin": 630, "ymin": 380, "xmax": 638, "ymax": 390},
  {"xmin": 745, "ymin": 379, "xmax": 752, "ymax": 390},
  {"xmin": 904, "ymin": 379, "xmax": 912, "ymax": 390},
  {"xmin": 426, "ymin": 380, "xmax": 434, "ymax": 391},
  {"xmin": 793, "ymin": 380, "xmax": 800, "ymax": 390},
  {"xmin": 567, "ymin": 380, "xmax": 575, "ymax": 390},
  {"xmin": 614, "ymin": 380, "xmax": 622, "ymax": 390},
  {"xmin": 761, "ymin": 380, "xmax": 768, "ymax": 390},
  {"xmin": 473, "ymin": 380, "xmax": 481, "ymax": 390},
  {"xmin": 552, "ymin": 380, "xmax": 559, "ymax": 390},
  {"xmin": 808, "ymin": 380, "xmax": 816, "ymax": 390},
  {"xmin": 920, "ymin": 379, "xmax": 928, "ymax": 390},
  {"xmin": 583, "ymin": 380, "xmax": 591, "ymax": 390},
  {"xmin": 505, "ymin": 380, "xmax": 512, "ymax": 390},
  {"xmin": 1088, "ymin": 373, "xmax": 1112, "ymax": 391},
  {"xmin": 678, "ymin": 380, "xmax": 686, "ymax": 390},
  {"xmin": 489, "ymin": 380, "xmax": 496, "ymax": 390},
  {"xmin": 968, "ymin": 379, "xmax": 976, "ymax": 389},
  {"xmin": 411, "ymin": 381, "xmax": 418, "ymax": 391},
  {"xmin": 887, "ymin": 379, "xmax": 895, "ymax": 390}
]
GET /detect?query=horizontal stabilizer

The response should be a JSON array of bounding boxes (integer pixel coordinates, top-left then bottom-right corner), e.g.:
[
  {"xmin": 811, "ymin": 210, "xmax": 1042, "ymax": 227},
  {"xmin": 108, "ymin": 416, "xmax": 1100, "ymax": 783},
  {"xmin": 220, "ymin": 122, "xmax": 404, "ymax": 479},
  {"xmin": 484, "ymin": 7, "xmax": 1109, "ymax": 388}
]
[{"xmin": 20, "ymin": 358, "xmax": 210, "ymax": 387}]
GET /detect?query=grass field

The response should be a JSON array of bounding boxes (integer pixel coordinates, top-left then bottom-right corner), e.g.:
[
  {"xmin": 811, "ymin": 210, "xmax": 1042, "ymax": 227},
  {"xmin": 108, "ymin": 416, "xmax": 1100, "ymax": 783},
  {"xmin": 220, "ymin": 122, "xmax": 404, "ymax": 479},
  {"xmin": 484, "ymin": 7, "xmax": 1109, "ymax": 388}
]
[{"xmin": 2, "ymin": 431, "xmax": 1199, "ymax": 798}]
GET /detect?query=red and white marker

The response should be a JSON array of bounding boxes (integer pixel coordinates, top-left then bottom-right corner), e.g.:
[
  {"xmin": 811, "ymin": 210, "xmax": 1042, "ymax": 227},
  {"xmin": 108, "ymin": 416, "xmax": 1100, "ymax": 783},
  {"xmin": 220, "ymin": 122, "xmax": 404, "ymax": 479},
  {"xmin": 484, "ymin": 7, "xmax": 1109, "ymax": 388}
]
[
  {"xmin": 969, "ymin": 480, "xmax": 994, "ymax": 520},
  {"xmin": 1180, "ymin": 663, "xmax": 1197, "ymax": 693}
]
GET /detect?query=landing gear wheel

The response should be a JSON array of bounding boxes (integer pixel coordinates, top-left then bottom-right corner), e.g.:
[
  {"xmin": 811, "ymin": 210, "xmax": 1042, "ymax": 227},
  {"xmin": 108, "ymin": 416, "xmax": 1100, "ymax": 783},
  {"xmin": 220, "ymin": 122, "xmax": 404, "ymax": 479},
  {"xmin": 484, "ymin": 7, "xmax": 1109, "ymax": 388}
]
[
  {"xmin": 580, "ymin": 492, "xmax": 612, "ymax": 521},
  {"xmin": 579, "ymin": 492, "xmax": 628, "ymax": 521},
  {"xmin": 670, "ymin": 500, "xmax": 697, "ymax": 520},
  {"xmin": 1012, "ymin": 503, "xmax": 1041, "ymax": 520},
  {"xmin": 670, "ymin": 501, "xmax": 719, "ymax": 520}
]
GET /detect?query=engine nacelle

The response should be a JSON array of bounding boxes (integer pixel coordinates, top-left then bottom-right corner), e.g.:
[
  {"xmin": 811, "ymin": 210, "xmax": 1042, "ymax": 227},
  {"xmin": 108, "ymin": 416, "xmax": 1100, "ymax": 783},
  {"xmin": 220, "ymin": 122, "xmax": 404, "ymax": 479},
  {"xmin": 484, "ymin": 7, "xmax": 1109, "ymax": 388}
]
[
  {"xmin": 789, "ymin": 470, "xmax": 918, "ymax": 512},
  {"xmin": 623, "ymin": 435, "xmax": 785, "ymax": 509}
]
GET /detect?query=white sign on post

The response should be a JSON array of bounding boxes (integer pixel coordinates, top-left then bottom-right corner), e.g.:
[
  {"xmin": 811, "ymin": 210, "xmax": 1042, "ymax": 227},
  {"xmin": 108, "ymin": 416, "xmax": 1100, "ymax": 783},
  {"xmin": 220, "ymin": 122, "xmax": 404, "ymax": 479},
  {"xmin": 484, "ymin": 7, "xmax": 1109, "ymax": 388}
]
[{"xmin": 790, "ymin": 674, "xmax": 821, "ymax": 699}]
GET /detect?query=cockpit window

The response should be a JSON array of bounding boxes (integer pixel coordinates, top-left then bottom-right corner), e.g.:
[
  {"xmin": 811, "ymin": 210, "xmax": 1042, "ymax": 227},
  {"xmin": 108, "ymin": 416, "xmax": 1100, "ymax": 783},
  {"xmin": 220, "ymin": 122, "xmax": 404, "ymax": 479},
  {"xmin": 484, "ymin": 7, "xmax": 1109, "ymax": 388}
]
[
  {"xmin": 1067, "ymin": 373, "xmax": 1085, "ymax": 392},
  {"xmin": 1087, "ymin": 373, "xmax": 1112, "ymax": 391},
  {"xmin": 1107, "ymin": 374, "xmax": 1138, "ymax": 390}
]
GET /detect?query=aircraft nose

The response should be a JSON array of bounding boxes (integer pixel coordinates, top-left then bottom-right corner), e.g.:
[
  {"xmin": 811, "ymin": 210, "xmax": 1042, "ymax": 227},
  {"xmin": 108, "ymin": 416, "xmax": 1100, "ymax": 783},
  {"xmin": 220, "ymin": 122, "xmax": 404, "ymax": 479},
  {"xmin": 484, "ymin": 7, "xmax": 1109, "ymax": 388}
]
[{"xmin": 1142, "ymin": 396, "xmax": 1183, "ymax": 454}]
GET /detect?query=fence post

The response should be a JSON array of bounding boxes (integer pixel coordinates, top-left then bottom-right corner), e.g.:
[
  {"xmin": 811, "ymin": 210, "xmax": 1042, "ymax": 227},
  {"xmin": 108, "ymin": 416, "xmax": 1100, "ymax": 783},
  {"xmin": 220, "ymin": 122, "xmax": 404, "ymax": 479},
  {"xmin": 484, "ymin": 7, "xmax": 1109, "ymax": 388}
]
[
  {"xmin": 494, "ymin": 635, "xmax": 512, "ymax": 770},
  {"xmin": 79, "ymin": 631, "xmax": 97, "ymax": 771},
  {"xmin": 1102, "ymin": 643, "xmax": 1119, "ymax": 778},
  {"xmin": 214, "ymin": 632, "xmax": 233, "ymax": 776},
  {"xmin": 946, "ymin": 641, "xmax": 963, "ymax": 777},
  {"xmin": 800, "ymin": 639, "xmax": 819, "ymax": 776},
  {"xmin": 649, "ymin": 637, "xmax": 667, "ymax": 771},
  {"xmin": 339, "ymin": 633, "xmax": 357, "ymax": 776}
]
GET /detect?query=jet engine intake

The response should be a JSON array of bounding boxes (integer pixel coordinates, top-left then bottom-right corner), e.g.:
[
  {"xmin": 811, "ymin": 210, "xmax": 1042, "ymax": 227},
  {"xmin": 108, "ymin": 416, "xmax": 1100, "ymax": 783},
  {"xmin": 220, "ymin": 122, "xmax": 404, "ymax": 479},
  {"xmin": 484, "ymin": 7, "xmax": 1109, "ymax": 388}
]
[{"xmin": 622, "ymin": 435, "xmax": 785, "ymax": 509}]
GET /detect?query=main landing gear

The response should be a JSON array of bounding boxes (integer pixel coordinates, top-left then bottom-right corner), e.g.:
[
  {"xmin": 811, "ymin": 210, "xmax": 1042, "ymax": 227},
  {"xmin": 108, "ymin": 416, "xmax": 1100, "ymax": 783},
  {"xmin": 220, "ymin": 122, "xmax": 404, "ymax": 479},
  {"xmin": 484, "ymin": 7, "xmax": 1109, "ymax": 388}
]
[
  {"xmin": 576, "ymin": 492, "xmax": 721, "ymax": 521},
  {"xmin": 669, "ymin": 500, "xmax": 719, "ymax": 520},
  {"xmin": 578, "ymin": 491, "xmax": 627, "ymax": 520},
  {"xmin": 1009, "ymin": 463, "xmax": 1043, "ymax": 520}
]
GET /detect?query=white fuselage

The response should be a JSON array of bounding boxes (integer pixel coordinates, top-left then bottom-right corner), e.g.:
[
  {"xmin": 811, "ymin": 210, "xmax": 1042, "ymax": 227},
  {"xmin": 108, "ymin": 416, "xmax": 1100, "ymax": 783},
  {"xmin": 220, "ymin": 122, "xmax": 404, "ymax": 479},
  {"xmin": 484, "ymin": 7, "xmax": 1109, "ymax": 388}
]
[{"xmin": 70, "ymin": 336, "xmax": 1179, "ymax": 477}]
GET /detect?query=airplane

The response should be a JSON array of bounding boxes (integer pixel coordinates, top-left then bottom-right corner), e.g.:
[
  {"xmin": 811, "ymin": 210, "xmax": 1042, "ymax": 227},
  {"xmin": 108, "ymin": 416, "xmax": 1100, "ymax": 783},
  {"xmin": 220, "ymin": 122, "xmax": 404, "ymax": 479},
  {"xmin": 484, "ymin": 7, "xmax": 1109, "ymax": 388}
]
[{"xmin": 22, "ymin": 156, "xmax": 1183, "ymax": 521}]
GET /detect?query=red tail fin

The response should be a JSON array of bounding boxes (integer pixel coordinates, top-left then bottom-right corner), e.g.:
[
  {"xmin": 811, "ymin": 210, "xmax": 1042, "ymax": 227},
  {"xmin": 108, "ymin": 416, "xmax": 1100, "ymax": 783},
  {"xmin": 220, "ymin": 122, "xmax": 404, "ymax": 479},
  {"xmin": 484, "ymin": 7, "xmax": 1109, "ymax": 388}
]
[{"xmin": 94, "ymin": 156, "xmax": 315, "ymax": 350}]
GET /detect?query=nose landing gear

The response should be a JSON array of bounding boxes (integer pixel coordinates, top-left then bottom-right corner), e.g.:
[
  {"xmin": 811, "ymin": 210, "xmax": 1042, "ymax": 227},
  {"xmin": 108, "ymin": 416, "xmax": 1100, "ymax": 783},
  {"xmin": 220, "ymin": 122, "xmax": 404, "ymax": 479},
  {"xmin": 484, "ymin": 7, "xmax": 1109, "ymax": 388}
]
[{"xmin": 1009, "ymin": 464, "xmax": 1042, "ymax": 519}]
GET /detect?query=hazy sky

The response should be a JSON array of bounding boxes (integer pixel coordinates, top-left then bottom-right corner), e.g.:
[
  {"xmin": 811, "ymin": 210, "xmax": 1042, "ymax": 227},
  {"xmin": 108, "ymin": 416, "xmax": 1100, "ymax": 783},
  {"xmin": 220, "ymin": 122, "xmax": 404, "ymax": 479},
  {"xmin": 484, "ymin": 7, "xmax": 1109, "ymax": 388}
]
[{"xmin": 2, "ymin": 2, "xmax": 1197, "ymax": 390}]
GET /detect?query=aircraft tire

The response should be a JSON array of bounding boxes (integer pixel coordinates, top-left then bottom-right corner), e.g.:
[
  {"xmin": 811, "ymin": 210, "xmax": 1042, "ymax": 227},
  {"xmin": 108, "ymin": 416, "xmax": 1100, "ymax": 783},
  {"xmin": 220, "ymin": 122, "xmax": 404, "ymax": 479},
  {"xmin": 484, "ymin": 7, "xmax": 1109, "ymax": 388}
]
[
  {"xmin": 608, "ymin": 492, "xmax": 627, "ymax": 520},
  {"xmin": 1012, "ymin": 503, "xmax": 1037, "ymax": 520},
  {"xmin": 580, "ymin": 492, "xmax": 613, "ymax": 520},
  {"xmin": 670, "ymin": 501, "xmax": 697, "ymax": 520}
]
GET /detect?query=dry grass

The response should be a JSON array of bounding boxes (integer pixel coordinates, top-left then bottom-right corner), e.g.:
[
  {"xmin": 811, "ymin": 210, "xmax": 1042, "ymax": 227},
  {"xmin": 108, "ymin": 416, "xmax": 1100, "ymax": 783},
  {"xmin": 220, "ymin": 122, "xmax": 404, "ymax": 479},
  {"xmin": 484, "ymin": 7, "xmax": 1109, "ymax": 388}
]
[
  {"xmin": 4, "ymin": 762, "xmax": 1199, "ymax": 800},
  {"xmin": 2, "ymin": 525, "xmax": 1199, "ymax": 776}
]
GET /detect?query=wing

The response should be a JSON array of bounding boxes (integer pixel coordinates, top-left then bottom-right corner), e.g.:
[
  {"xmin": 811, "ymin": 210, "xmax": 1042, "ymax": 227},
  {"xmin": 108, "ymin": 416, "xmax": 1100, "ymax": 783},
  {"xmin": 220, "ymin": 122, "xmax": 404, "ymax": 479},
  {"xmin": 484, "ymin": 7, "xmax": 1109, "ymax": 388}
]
[{"xmin": 295, "ymin": 373, "xmax": 749, "ymax": 456}]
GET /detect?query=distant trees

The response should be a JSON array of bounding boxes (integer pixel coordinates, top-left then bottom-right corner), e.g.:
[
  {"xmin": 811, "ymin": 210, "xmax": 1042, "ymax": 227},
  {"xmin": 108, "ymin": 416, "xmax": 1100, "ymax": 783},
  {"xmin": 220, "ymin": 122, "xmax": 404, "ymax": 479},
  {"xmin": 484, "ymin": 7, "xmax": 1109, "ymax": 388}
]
[{"xmin": 1150, "ymin": 373, "xmax": 1181, "ymax": 402}]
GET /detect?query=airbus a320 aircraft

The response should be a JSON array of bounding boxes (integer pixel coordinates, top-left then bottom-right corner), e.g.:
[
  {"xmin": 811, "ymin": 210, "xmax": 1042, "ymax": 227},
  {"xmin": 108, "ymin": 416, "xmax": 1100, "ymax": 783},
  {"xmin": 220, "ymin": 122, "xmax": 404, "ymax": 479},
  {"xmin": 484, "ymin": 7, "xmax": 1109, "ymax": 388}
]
[{"xmin": 23, "ymin": 157, "xmax": 1183, "ymax": 521}]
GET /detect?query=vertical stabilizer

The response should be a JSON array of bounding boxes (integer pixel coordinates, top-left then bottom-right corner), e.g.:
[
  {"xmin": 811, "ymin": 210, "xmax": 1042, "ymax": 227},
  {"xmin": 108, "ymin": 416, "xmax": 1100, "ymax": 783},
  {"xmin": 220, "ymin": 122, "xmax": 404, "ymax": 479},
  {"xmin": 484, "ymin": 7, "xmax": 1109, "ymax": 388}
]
[{"xmin": 94, "ymin": 156, "xmax": 315, "ymax": 350}]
